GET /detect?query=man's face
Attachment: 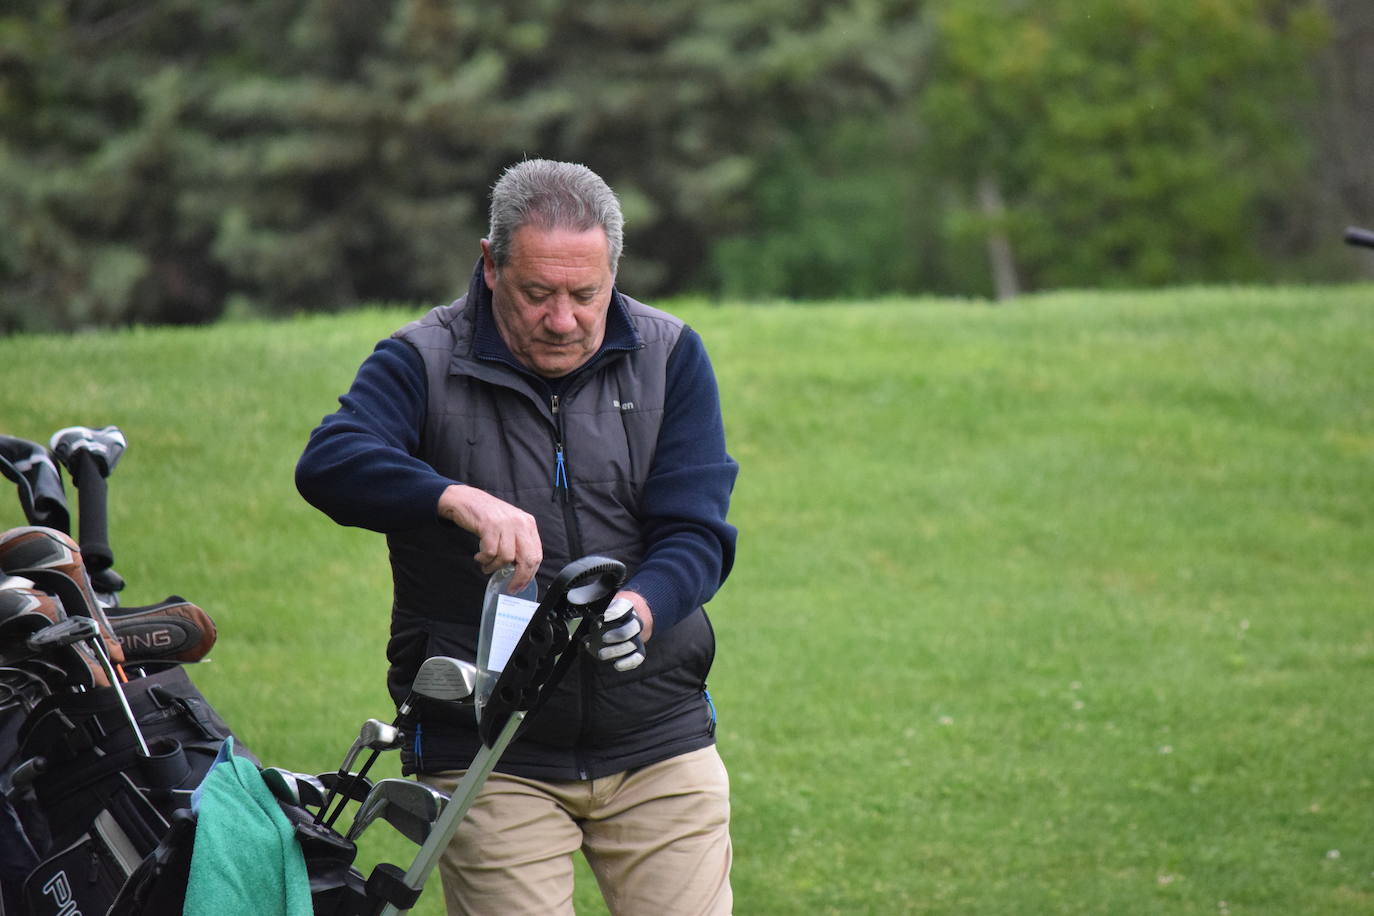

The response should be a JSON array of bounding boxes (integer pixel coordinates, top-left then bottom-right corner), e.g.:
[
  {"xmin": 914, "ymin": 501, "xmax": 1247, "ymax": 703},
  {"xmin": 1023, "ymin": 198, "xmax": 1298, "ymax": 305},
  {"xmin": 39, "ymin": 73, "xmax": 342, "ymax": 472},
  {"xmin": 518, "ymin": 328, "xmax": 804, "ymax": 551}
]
[{"xmin": 481, "ymin": 225, "xmax": 615, "ymax": 378}]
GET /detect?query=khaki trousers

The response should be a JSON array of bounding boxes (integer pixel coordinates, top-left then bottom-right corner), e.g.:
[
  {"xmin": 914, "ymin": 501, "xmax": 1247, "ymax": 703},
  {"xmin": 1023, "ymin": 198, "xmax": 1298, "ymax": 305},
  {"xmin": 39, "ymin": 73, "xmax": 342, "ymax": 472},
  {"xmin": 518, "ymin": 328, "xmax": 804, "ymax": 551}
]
[{"xmin": 418, "ymin": 745, "xmax": 732, "ymax": 916}]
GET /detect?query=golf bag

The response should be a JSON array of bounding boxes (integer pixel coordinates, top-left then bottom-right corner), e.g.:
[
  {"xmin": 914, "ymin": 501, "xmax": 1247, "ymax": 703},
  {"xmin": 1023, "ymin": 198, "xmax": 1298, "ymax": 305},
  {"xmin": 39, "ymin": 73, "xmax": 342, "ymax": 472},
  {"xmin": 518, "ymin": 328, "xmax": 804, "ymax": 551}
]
[
  {"xmin": 0, "ymin": 428, "xmax": 251, "ymax": 914},
  {"xmin": 12, "ymin": 664, "xmax": 249, "ymax": 902}
]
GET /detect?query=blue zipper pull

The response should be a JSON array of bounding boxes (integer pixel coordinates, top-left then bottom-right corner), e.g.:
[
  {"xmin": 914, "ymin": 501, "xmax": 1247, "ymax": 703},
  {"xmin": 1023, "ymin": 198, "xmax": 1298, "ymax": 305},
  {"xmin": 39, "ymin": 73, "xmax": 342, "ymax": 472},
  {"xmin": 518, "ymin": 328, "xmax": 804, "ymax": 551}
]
[
  {"xmin": 551, "ymin": 394, "xmax": 569, "ymax": 501},
  {"xmin": 554, "ymin": 444, "xmax": 569, "ymax": 497}
]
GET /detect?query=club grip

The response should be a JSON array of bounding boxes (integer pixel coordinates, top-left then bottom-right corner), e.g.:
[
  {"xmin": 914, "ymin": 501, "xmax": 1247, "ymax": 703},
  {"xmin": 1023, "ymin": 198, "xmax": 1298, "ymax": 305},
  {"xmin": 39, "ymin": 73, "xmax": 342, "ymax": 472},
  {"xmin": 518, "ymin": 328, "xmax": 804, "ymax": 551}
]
[
  {"xmin": 72, "ymin": 449, "xmax": 114, "ymax": 574},
  {"xmin": 1345, "ymin": 226, "xmax": 1374, "ymax": 249}
]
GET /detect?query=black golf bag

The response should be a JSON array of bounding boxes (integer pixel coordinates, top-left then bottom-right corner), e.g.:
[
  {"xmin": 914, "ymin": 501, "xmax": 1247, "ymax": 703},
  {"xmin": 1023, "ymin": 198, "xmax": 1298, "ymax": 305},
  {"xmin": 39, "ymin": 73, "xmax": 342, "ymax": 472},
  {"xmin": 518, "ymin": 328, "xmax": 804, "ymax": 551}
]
[
  {"xmin": 0, "ymin": 431, "xmax": 256, "ymax": 914},
  {"xmin": 5, "ymin": 663, "xmax": 248, "ymax": 915}
]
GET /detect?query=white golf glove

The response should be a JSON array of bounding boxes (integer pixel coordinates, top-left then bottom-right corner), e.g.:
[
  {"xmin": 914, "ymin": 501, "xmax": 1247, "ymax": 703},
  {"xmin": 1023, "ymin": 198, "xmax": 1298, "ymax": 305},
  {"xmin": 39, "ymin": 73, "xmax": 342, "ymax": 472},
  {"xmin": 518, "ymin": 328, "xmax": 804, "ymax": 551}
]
[{"xmin": 587, "ymin": 596, "xmax": 646, "ymax": 672}]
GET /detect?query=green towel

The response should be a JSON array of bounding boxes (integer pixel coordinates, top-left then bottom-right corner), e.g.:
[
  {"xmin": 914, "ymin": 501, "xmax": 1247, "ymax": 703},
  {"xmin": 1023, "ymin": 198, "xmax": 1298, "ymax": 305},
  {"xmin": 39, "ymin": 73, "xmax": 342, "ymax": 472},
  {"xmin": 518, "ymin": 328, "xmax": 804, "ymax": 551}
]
[{"xmin": 183, "ymin": 738, "xmax": 311, "ymax": 916}]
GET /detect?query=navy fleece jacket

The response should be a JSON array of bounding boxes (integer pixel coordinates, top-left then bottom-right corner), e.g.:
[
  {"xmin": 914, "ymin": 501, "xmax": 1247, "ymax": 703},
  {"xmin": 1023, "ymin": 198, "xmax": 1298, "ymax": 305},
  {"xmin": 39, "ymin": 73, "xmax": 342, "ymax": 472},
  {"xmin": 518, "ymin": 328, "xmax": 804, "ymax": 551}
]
[{"xmin": 295, "ymin": 290, "xmax": 738, "ymax": 633}]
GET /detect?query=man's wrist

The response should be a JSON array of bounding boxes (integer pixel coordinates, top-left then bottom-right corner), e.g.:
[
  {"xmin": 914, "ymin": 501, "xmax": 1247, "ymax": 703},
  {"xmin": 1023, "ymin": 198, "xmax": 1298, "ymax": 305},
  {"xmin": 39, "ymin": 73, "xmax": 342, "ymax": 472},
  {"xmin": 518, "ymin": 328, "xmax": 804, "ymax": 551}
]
[{"xmin": 616, "ymin": 590, "xmax": 654, "ymax": 642}]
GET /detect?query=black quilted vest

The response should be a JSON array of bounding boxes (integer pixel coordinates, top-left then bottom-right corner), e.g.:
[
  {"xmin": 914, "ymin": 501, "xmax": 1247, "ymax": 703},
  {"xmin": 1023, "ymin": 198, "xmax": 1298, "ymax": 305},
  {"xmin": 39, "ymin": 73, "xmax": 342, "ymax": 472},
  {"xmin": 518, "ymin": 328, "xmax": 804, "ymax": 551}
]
[{"xmin": 387, "ymin": 294, "xmax": 717, "ymax": 780}]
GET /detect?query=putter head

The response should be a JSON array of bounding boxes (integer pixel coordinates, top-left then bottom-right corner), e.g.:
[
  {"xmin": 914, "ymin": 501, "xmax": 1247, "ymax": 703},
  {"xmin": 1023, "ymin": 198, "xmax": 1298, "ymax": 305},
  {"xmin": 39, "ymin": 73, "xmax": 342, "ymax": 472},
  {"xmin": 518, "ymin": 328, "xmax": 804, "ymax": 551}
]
[
  {"xmin": 3, "ymin": 607, "xmax": 104, "ymax": 690},
  {"xmin": 49, "ymin": 426, "xmax": 127, "ymax": 479},
  {"xmin": 26, "ymin": 615, "xmax": 99, "ymax": 651},
  {"xmin": 412, "ymin": 656, "xmax": 477, "ymax": 703}
]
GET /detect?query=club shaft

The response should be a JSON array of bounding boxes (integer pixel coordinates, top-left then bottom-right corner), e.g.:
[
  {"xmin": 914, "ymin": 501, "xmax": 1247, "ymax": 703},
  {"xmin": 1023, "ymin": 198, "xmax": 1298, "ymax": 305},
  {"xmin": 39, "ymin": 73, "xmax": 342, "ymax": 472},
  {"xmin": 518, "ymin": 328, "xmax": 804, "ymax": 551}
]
[
  {"xmin": 323, "ymin": 746, "xmax": 383, "ymax": 829},
  {"xmin": 88, "ymin": 636, "xmax": 150, "ymax": 757}
]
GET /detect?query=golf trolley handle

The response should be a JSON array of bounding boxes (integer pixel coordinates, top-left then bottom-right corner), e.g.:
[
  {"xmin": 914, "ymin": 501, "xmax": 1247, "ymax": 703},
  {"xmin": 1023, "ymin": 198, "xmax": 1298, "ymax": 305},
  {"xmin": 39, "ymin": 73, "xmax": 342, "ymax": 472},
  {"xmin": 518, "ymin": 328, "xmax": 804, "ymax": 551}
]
[
  {"xmin": 1345, "ymin": 226, "xmax": 1374, "ymax": 250},
  {"xmin": 476, "ymin": 556, "xmax": 627, "ymax": 747}
]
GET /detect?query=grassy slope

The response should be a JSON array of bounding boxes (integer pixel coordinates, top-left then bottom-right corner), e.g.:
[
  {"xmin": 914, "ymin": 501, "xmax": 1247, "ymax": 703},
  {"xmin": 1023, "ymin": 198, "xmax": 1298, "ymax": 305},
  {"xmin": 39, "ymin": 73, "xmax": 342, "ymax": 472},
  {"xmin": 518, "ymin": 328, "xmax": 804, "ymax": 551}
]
[{"xmin": 1, "ymin": 285, "xmax": 1371, "ymax": 914}]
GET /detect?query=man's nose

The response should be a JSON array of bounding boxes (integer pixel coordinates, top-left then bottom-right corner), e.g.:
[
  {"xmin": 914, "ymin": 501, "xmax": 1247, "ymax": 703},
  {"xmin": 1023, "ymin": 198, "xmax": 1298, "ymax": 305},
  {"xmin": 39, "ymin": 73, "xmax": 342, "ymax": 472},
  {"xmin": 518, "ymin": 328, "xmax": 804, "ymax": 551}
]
[{"xmin": 543, "ymin": 298, "xmax": 578, "ymax": 334}]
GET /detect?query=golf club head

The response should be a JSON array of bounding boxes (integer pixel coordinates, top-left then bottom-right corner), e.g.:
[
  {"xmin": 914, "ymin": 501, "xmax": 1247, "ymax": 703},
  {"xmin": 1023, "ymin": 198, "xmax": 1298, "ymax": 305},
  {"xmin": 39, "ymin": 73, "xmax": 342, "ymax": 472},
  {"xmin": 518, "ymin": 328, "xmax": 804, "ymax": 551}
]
[
  {"xmin": 0, "ymin": 587, "xmax": 107, "ymax": 689},
  {"xmin": 49, "ymin": 426, "xmax": 127, "ymax": 479},
  {"xmin": 338, "ymin": 719, "xmax": 400, "ymax": 775},
  {"xmin": 360, "ymin": 718, "xmax": 401, "ymax": 752},
  {"xmin": 411, "ymin": 656, "xmax": 477, "ymax": 704},
  {"xmin": 0, "ymin": 527, "xmax": 126, "ymax": 664},
  {"xmin": 0, "ymin": 525, "xmax": 85, "ymax": 576},
  {"xmin": 107, "ymin": 597, "xmax": 218, "ymax": 664},
  {"xmin": 0, "ymin": 581, "xmax": 62, "ymax": 630},
  {"xmin": 292, "ymin": 772, "xmax": 327, "ymax": 810},
  {"xmin": 346, "ymin": 778, "xmax": 446, "ymax": 845},
  {"xmin": 262, "ymin": 767, "xmax": 301, "ymax": 807},
  {"xmin": 26, "ymin": 615, "xmax": 99, "ymax": 650}
]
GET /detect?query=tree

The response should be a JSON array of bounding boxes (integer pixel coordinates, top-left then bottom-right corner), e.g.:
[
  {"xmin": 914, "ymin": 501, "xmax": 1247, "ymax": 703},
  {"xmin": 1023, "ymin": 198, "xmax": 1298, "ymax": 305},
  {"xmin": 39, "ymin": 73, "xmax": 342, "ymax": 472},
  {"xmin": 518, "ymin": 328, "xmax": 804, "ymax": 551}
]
[
  {"xmin": 919, "ymin": 0, "xmax": 1329, "ymax": 295},
  {"xmin": 0, "ymin": 0, "xmax": 929, "ymax": 329}
]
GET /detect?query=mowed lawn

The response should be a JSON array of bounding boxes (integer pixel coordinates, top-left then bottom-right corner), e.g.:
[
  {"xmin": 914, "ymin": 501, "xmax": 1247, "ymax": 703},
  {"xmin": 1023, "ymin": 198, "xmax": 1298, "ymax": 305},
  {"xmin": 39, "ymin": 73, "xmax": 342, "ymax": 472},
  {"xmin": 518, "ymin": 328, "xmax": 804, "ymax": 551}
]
[{"xmin": 1, "ymin": 285, "xmax": 1371, "ymax": 914}]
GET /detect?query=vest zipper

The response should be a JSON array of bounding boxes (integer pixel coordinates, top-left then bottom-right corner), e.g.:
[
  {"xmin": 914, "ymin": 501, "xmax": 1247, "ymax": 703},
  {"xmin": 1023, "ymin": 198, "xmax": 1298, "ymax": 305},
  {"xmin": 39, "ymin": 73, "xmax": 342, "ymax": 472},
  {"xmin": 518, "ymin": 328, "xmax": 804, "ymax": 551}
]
[
  {"xmin": 551, "ymin": 395, "xmax": 567, "ymax": 501},
  {"xmin": 552, "ymin": 391, "xmax": 594, "ymax": 775}
]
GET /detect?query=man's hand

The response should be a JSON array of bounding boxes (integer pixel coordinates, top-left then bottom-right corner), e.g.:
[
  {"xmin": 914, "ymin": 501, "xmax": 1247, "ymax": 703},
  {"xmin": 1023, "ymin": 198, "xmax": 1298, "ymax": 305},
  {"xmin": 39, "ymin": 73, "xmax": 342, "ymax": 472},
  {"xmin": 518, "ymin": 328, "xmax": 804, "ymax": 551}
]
[
  {"xmin": 437, "ymin": 484, "xmax": 542, "ymax": 591},
  {"xmin": 586, "ymin": 595, "xmax": 647, "ymax": 672}
]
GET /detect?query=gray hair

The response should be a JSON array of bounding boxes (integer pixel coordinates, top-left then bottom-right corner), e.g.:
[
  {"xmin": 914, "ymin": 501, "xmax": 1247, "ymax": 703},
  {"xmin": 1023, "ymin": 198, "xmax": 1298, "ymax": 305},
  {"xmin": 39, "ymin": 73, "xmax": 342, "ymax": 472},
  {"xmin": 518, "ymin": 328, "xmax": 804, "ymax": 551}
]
[{"xmin": 487, "ymin": 159, "xmax": 624, "ymax": 275}]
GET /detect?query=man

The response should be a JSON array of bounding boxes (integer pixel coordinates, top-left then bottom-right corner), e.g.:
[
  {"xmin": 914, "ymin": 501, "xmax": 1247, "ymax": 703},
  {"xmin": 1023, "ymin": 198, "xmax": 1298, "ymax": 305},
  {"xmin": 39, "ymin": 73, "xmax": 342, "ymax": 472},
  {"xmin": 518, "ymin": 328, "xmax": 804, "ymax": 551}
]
[{"xmin": 295, "ymin": 159, "xmax": 738, "ymax": 915}]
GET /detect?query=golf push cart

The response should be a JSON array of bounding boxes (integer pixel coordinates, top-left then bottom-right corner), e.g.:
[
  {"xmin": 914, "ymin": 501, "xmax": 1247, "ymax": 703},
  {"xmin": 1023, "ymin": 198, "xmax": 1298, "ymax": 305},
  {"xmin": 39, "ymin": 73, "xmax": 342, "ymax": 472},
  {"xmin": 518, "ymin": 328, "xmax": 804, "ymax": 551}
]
[{"xmin": 0, "ymin": 424, "xmax": 623, "ymax": 914}]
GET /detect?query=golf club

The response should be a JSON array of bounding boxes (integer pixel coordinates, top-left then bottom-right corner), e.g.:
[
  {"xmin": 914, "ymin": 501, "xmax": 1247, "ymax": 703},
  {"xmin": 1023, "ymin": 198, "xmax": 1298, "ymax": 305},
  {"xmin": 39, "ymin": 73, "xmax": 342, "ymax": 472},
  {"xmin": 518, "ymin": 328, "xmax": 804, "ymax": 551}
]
[
  {"xmin": 262, "ymin": 767, "xmax": 301, "ymax": 807},
  {"xmin": 344, "ymin": 778, "xmax": 447, "ymax": 846},
  {"xmin": 404, "ymin": 655, "xmax": 478, "ymax": 716},
  {"xmin": 320, "ymin": 656, "xmax": 477, "ymax": 830},
  {"xmin": 0, "ymin": 528, "xmax": 128, "ymax": 670},
  {"xmin": 316, "ymin": 718, "xmax": 400, "ymax": 827},
  {"xmin": 0, "ymin": 581, "xmax": 108, "ymax": 689},
  {"xmin": 28, "ymin": 616, "xmax": 152, "ymax": 757},
  {"xmin": 106, "ymin": 598, "xmax": 218, "ymax": 664},
  {"xmin": 292, "ymin": 771, "xmax": 327, "ymax": 810}
]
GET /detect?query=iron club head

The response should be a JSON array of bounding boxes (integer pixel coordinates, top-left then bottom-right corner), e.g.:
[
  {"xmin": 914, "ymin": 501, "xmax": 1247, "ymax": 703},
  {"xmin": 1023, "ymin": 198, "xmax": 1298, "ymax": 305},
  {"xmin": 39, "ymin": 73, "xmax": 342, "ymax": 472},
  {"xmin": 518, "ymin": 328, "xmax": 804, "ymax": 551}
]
[{"xmin": 346, "ymin": 777, "xmax": 447, "ymax": 845}]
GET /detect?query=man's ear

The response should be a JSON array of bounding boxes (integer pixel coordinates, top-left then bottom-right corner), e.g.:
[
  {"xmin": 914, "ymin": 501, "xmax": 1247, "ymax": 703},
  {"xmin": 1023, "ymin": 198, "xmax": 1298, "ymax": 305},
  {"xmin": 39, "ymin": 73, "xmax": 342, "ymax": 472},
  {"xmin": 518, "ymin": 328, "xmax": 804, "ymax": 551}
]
[{"xmin": 480, "ymin": 238, "xmax": 497, "ymax": 288}]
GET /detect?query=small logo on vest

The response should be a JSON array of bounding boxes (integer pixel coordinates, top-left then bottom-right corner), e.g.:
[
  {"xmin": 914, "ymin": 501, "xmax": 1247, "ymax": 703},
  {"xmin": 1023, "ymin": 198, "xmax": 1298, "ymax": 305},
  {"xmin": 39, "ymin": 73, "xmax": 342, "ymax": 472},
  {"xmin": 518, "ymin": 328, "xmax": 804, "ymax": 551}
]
[{"xmin": 612, "ymin": 399, "xmax": 635, "ymax": 411}]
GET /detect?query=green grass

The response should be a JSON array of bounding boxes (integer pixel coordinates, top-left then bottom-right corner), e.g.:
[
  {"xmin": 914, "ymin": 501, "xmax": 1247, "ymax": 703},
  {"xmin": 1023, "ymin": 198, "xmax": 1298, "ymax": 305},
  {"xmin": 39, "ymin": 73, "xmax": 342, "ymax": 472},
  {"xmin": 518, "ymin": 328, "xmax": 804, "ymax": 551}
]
[{"xmin": 2, "ymin": 285, "xmax": 1372, "ymax": 914}]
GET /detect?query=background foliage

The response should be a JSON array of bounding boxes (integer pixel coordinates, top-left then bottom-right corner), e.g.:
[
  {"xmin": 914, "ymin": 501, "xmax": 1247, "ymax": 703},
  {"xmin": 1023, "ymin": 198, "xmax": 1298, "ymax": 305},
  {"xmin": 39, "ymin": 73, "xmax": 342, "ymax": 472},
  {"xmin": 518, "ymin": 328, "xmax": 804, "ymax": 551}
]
[{"xmin": 1, "ymin": 0, "xmax": 1370, "ymax": 331}]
